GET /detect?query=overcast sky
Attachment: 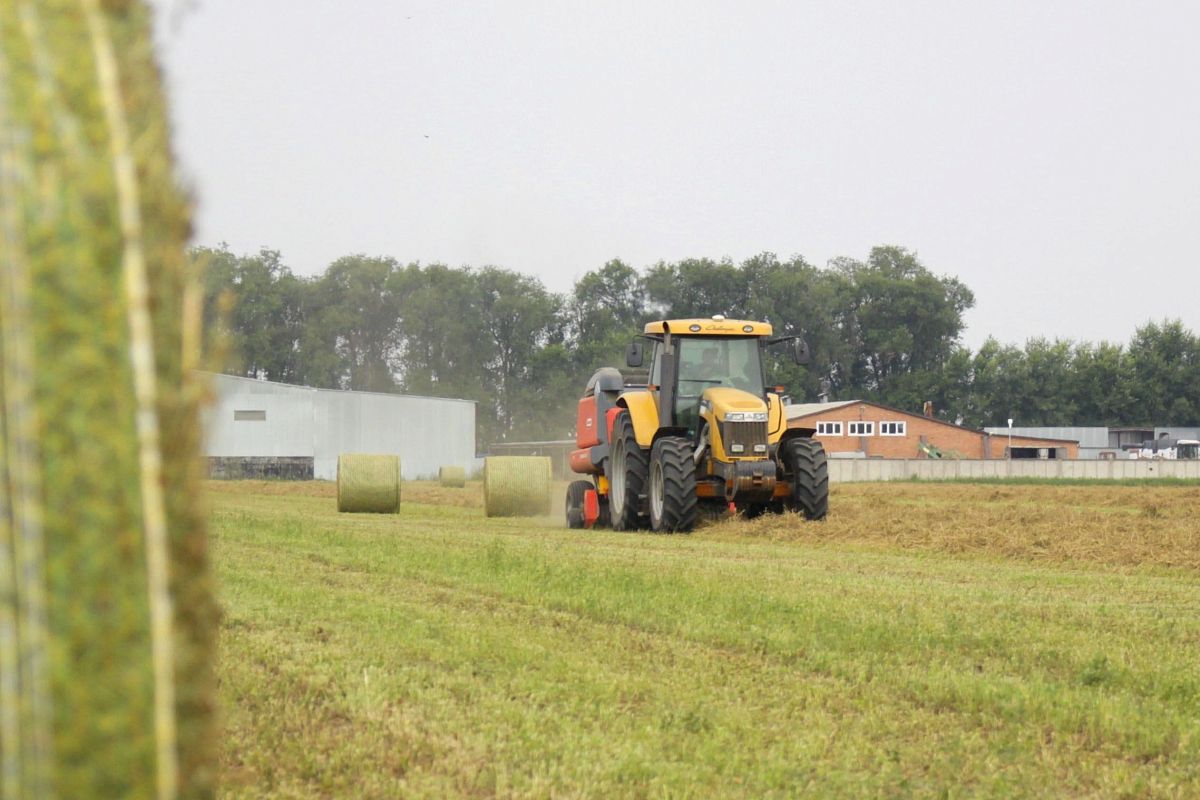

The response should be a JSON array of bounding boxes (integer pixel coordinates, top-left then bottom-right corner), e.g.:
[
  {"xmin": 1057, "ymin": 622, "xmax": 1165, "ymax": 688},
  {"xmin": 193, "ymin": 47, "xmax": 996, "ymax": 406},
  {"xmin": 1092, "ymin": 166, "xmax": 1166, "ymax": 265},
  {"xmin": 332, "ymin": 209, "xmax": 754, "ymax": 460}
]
[{"xmin": 151, "ymin": 1, "xmax": 1200, "ymax": 349}]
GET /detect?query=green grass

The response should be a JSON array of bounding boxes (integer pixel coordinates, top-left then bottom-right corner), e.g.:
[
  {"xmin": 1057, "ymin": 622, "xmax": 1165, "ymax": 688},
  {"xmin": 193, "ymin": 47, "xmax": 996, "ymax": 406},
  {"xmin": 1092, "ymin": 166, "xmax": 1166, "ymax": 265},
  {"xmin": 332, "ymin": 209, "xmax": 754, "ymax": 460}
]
[{"xmin": 212, "ymin": 484, "xmax": 1200, "ymax": 798}]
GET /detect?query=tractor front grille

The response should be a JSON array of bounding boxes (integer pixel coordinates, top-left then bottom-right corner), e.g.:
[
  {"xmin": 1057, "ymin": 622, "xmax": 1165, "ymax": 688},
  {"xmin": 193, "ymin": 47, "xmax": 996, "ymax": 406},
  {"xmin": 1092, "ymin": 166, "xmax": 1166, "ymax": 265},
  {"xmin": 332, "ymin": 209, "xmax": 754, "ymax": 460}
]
[{"xmin": 720, "ymin": 421, "xmax": 769, "ymax": 457}]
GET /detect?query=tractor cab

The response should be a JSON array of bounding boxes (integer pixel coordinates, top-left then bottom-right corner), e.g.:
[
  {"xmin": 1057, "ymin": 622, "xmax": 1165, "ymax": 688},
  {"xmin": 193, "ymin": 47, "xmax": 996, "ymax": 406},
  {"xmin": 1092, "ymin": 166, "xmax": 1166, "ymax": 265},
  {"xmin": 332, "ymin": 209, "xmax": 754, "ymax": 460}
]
[
  {"xmin": 646, "ymin": 332, "xmax": 766, "ymax": 436},
  {"xmin": 627, "ymin": 317, "xmax": 808, "ymax": 452}
]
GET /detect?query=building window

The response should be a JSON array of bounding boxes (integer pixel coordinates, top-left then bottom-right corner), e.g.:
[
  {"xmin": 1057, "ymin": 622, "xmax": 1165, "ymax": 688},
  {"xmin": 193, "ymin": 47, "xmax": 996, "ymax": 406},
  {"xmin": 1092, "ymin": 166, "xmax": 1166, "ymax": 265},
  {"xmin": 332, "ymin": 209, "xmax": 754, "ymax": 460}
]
[
  {"xmin": 816, "ymin": 421, "xmax": 843, "ymax": 436},
  {"xmin": 848, "ymin": 421, "xmax": 874, "ymax": 436},
  {"xmin": 880, "ymin": 421, "xmax": 906, "ymax": 436},
  {"xmin": 234, "ymin": 409, "xmax": 267, "ymax": 421}
]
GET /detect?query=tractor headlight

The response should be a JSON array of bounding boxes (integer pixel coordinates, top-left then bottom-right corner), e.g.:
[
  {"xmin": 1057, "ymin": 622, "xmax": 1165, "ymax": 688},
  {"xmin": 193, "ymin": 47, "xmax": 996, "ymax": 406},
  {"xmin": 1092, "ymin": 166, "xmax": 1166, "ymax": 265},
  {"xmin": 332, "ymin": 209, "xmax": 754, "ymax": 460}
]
[{"xmin": 724, "ymin": 411, "xmax": 768, "ymax": 422}]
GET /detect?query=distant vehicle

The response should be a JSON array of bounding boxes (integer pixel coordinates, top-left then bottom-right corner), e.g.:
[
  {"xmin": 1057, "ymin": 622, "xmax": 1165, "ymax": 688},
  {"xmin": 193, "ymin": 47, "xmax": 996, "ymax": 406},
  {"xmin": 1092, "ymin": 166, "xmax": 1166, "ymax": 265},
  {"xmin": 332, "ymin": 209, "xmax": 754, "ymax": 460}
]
[{"xmin": 1128, "ymin": 438, "xmax": 1200, "ymax": 460}]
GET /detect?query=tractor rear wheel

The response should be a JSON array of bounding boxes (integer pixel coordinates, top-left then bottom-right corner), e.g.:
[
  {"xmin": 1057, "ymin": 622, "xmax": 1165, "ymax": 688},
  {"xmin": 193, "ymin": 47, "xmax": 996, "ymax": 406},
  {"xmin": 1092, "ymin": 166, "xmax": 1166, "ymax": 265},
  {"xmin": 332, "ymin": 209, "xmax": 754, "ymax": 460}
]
[
  {"xmin": 649, "ymin": 436, "xmax": 698, "ymax": 532},
  {"xmin": 783, "ymin": 438, "xmax": 829, "ymax": 520},
  {"xmin": 565, "ymin": 480, "xmax": 592, "ymax": 529},
  {"xmin": 607, "ymin": 412, "xmax": 649, "ymax": 531}
]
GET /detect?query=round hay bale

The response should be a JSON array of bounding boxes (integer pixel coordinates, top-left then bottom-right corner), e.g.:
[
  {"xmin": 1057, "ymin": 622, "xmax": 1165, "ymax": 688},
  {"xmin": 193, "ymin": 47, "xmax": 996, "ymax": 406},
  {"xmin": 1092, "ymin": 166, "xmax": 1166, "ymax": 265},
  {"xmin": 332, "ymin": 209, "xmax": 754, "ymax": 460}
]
[
  {"xmin": 337, "ymin": 454, "xmax": 401, "ymax": 513},
  {"xmin": 0, "ymin": 4, "xmax": 219, "ymax": 793},
  {"xmin": 439, "ymin": 465, "xmax": 466, "ymax": 488},
  {"xmin": 483, "ymin": 456, "xmax": 553, "ymax": 517}
]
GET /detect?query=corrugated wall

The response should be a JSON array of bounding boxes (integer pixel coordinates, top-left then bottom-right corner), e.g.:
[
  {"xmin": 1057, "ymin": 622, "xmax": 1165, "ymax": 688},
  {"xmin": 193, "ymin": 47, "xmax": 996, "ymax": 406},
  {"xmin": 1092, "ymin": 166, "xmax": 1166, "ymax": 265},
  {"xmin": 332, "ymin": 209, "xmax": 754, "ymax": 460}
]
[
  {"xmin": 205, "ymin": 377, "xmax": 315, "ymax": 458},
  {"xmin": 311, "ymin": 388, "xmax": 476, "ymax": 480},
  {"xmin": 203, "ymin": 373, "xmax": 476, "ymax": 479},
  {"xmin": 984, "ymin": 426, "xmax": 1110, "ymax": 449}
]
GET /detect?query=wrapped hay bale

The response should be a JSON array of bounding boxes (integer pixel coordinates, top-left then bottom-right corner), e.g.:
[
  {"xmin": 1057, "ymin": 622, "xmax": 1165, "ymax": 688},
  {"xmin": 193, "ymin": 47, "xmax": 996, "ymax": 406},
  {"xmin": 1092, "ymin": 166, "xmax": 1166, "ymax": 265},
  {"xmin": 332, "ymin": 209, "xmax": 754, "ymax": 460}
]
[
  {"xmin": 483, "ymin": 457, "xmax": 553, "ymax": 517},
  {"xmin": 0, "ymin": 2, "xmax": 217, "ymax": 797},
  {"xmin": 337, "ymin": 454, "xmax": 401, "ymax": 513},
  {"xmin": 439, "ymin": 465, "xmax": 466, "ymax": 488}
]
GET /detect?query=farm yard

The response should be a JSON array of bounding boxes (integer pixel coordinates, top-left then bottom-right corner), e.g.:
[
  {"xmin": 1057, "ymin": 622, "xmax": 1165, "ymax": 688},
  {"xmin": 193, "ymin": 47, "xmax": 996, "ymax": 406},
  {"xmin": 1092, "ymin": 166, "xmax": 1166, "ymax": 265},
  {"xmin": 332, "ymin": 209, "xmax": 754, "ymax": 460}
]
[{"xmin": 210, "ymin": 480, "xmax": 1200, "ymax": 798}]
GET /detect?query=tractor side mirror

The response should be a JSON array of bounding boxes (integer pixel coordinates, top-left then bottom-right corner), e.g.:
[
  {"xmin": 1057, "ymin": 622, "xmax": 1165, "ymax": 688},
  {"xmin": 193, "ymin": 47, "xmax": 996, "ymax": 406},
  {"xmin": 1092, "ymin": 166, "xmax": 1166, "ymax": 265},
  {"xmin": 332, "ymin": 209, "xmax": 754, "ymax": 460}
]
[
  {"xmin": 792, "ymin": 338, "xmax": 811, "ymax": 366},
  {"xmin": 626, "ymin": 341, "xmax": 644, "ymax": 368}
]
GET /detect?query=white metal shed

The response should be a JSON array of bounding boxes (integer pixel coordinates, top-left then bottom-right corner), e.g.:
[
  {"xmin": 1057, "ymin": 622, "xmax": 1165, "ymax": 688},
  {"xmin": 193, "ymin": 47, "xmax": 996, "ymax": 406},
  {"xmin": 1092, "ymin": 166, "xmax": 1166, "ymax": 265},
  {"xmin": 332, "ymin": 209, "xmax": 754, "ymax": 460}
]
[{"xmin": 203, "ymin": 372, "xmax": 476, "ymax": 480}]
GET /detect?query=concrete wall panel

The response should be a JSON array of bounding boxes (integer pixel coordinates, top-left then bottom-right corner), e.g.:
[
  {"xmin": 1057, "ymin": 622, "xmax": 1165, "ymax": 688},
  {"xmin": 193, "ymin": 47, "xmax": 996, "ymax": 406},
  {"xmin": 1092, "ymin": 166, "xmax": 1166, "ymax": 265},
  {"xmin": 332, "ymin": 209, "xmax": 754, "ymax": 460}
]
[{"xmin": 827, "ymin": 459, "xmax": 1199, "ymax": 483}]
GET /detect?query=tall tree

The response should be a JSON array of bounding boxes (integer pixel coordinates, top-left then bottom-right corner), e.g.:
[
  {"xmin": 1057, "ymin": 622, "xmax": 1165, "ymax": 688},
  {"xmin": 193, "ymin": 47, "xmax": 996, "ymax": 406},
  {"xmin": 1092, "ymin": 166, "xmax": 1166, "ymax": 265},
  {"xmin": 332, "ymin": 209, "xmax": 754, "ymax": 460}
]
[
  {"xmin": 305, "ymin": 255, "xmax": 402, "ymax": 392},
  {"xmin": 642, "ymin": 257, "xmax": 750, "ymax": 319},
  {"xmin": 836, "ymin": 246, "xmax": 975, "ymax": 400},
  {"xmin": 474, "ymin": 267, "xmax": 564, "ymax": 441},
  {"xmin": 1021, "ymin": 338, "xmax": 1078, "ymax": 425},
  {"xmin": 1127, "ymin": 320, "xmax": 1199, "ymax": 425},
  {"xmin": 197, "ymin": 243, "xmax": 1200, "ymax": 443},
  {"xmin": 970, "ymin": 337, "xmax": 1031, "ymax": 428},
  {"xmin": 1070, "ymin": 342, "xmax": 1135, "ymax": 426},
  {"xmin": 567, "ymin": 259, "xmax": 645, "ymax": 375},
  {"xmin": 393, "ymin": 263, "xmax": 491, "ymax": 402},
  {"xmin": 740, "ymin": 252, "xmax": 851, "ymax": 401},
  {"xmin": 199, "ymin": 245, "xmax": 304, "ymax": 382}
]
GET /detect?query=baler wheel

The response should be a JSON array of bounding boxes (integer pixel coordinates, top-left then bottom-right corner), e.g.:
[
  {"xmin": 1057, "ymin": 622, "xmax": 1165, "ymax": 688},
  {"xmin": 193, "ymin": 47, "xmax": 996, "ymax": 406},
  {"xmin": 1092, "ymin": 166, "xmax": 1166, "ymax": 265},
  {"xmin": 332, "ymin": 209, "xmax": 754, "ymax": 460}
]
[{"xmin": 565, "ymin": 480, "xmax": 591, "ymax": 529}]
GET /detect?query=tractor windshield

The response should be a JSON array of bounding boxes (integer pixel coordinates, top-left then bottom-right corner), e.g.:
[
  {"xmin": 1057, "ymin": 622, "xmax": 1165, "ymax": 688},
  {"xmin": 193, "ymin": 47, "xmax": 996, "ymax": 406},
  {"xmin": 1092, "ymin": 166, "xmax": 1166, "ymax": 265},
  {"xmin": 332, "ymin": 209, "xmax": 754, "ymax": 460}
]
[{"xmin": 676, "ymin": 336, "xmax": 765, "ymax": 396}]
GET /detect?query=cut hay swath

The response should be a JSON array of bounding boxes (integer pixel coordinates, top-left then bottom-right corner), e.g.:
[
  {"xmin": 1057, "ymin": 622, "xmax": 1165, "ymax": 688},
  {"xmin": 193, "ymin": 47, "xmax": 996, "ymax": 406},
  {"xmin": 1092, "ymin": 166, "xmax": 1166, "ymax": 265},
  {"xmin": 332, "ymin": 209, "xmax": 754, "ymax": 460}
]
[
  {"xmin": 0, "ymin": 2, "xmax": 217, "ymax": 797},
  {"xmin": 439, "ymin": 465, "xmax": 466, "ymax": 488},
  {"xmin": 483, "ymin": 457, "xmax": 553, "ymax": 517},
  {"xmin": 337, "ymin": 454, "xmax": 402, "ymax": 513}
]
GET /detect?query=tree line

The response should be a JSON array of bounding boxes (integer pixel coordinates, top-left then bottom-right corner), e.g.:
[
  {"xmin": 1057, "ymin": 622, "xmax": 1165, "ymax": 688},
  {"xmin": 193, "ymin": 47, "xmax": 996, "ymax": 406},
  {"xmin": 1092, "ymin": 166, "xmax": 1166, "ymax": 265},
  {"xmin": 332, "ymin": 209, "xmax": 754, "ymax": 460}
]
[{"xmin": 199, "ymin": 244, "xmax": 1200, "ymax": 446}]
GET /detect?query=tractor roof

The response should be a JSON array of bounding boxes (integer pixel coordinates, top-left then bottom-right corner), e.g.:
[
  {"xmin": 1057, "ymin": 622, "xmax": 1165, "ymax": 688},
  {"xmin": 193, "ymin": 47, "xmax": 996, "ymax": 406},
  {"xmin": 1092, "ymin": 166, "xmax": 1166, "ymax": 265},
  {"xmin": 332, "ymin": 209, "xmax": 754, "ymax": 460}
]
[{"xmin": 643, "ymin": 317, "xmax": 773, "ymax": 336}]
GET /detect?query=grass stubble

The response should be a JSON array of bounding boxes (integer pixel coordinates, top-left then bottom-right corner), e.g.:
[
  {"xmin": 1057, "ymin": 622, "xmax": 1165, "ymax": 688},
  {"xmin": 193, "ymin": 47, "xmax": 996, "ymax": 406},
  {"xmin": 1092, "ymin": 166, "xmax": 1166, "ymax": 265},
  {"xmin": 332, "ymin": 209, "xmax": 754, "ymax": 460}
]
[{"xmin": 210, "ymin": 480, "xmax": 1200, "ymax": 798}]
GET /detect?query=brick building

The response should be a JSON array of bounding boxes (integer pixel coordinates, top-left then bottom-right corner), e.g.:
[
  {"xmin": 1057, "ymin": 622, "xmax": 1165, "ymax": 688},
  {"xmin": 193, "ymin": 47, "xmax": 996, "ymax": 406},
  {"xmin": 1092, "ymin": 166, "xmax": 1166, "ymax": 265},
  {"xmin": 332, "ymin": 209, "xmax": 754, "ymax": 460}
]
[{"xmin": 787, "ymin": 400, "xmax": 1079, "ymax": 459}]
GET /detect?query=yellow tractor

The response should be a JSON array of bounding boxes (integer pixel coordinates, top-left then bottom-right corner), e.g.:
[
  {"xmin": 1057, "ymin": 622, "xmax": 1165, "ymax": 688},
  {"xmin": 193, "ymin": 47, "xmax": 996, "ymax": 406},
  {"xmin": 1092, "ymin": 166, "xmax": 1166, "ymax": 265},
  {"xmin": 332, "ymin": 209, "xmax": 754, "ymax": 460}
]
[{"xmin": 566, "ymin": 316, "xmax": 828, "ymax": 532}]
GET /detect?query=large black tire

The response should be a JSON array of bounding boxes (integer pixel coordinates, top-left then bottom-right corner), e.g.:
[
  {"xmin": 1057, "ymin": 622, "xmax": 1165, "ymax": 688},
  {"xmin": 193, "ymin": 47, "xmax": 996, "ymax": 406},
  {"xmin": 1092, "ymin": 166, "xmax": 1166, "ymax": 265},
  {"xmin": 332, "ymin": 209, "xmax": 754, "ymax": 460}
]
[
  {"xmin": 782, "ymin": 438, "xmax": 829, "ymax": 520},
  {"xmin": 565, "ymin": 479, "xmax": 592, "ymax": 529},
  {"xmin": 649, "ymin": 437, "xmax": 698, "ymax": 532},
  {"xmin": 607, "ymin": 412, "xmax": 649, "ymax": 531}
]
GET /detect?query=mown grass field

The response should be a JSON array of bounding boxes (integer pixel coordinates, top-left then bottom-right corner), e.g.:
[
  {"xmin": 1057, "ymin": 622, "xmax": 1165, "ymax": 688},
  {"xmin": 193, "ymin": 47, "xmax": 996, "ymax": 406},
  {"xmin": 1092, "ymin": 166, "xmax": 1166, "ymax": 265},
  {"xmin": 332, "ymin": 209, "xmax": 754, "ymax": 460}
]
[{"xmin": 209, "ymin": 480, "xmax": 1200, "ymax": 798}]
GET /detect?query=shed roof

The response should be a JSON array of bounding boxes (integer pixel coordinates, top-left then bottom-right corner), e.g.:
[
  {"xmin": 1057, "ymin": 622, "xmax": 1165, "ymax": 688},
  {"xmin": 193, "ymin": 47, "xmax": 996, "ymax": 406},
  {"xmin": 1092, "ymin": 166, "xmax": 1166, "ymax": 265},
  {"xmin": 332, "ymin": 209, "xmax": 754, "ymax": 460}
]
[
  {"xmin": 783, "ymin": 400, "xmax": 859, "ymax": 418},
  {"xmin": 203, "ymin": 370, "xmax": 476, "ymax": 405}
]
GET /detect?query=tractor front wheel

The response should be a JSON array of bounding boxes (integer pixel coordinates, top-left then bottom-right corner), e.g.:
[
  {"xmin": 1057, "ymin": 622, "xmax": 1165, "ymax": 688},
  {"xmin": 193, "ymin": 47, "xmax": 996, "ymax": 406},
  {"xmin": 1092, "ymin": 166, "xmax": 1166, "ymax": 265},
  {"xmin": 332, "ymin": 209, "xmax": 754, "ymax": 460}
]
[
  {"xmin": 648, "ymin": 436, "xmax": 698, "ymax": 532},
  {"xmin": 782, "ymin": 438, "xmax": 829, "ymax": 520},
  {"xmin": 607, "ymin": 412, "xmax": 649, "ymax": 531}
]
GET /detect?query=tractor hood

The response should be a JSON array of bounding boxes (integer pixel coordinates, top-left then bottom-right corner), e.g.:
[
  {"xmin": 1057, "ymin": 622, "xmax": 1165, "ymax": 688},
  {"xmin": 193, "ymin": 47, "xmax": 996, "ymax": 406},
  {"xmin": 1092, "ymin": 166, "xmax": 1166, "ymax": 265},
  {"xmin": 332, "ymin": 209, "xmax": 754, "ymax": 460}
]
[{"xmin": 702, "ymin": 386, "xmax": 768, "ymax": 420}]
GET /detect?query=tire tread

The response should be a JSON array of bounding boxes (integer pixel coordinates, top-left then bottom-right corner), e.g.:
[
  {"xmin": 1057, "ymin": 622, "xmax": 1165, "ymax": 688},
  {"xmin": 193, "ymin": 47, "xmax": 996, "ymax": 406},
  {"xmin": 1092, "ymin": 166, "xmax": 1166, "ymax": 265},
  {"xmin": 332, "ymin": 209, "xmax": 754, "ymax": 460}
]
[
  {"xmin": 608, "ymin": 413, "xmax": 649, "ymax": 531},
  {"xmin": 651, "ymin": 437, "xmax": 698, "ymax": 532},
  {"xmin": 783, "ymin": 438, "xmax": 830, "ymax": 520},
  {"xmin": 565, "ymin": 479, "xmax": 591, "ymax": 529}
]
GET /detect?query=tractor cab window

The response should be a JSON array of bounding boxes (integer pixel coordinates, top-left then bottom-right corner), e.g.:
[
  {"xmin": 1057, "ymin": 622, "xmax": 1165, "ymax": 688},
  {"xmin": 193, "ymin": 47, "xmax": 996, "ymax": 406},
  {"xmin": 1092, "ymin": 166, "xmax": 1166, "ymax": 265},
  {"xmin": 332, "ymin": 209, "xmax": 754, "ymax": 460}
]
[{"xmin": 677, "ymin": 337, "xmax": 764, "ymax": 396}]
